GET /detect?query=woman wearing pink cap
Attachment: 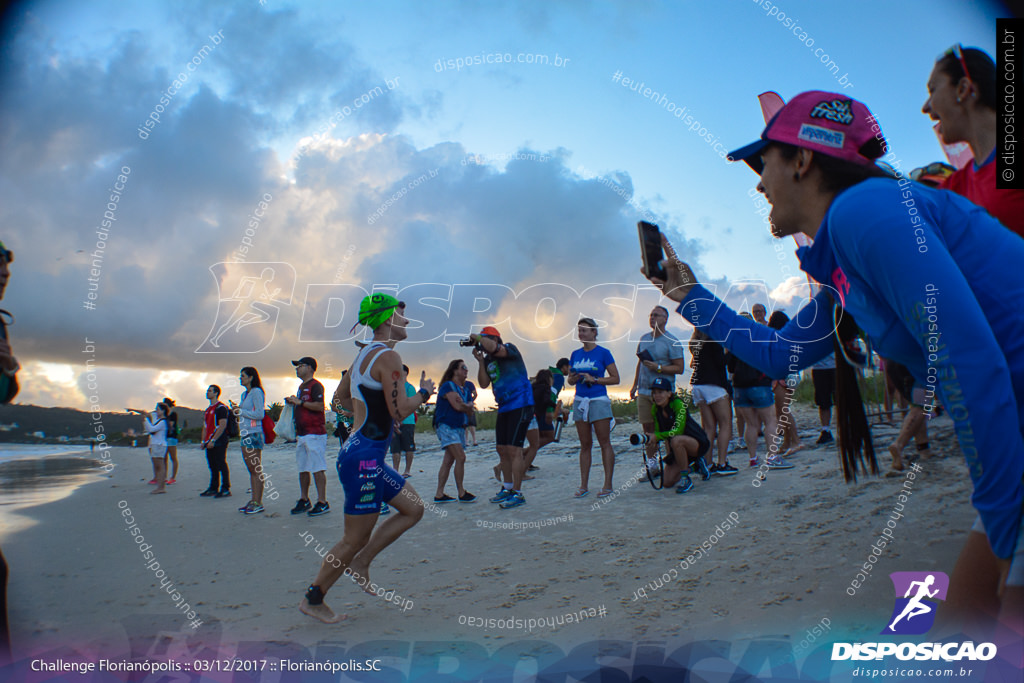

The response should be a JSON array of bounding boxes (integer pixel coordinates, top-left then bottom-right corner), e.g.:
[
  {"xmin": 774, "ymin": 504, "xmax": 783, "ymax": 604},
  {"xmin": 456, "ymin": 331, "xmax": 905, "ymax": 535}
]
[{"xmin": 645, "ymin": 90, "xmax": 1024, "ymax": 636}]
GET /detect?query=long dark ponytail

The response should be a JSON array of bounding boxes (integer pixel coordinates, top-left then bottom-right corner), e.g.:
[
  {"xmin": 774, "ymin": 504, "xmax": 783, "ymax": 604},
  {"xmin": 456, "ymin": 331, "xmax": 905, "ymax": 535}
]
[{"xmin": 831, "ymin": 302, "xmax": 878, "ymax": 481}]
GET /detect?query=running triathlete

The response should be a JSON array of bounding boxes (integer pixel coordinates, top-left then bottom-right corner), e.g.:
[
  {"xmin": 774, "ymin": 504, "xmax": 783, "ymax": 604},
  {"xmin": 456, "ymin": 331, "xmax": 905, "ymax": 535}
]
[{"xmin": 300, "ymin": 294, "xmax": 435, "ymax": 624}]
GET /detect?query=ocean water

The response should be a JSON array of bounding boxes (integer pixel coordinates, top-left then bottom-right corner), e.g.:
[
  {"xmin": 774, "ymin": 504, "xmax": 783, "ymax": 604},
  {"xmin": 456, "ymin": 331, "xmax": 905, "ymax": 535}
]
[
  {"xmin": 0, "ymin": 444, "xmax": 109, "ymax": 541},
  {"xmin": 0, "ymin": 443, "xmax": 92, "ymax": 464}
]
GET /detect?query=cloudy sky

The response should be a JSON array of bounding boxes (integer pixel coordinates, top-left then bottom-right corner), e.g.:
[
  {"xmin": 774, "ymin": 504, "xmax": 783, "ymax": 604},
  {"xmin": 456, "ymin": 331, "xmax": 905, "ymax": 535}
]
[{"xmin": 0, "ymin": 0, "xmax": 1010, "ymax": 411}]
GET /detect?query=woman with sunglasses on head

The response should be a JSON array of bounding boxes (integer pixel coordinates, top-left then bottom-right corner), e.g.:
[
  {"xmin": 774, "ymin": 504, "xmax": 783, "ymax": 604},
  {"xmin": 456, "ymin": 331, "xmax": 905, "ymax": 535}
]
[
  {"xmin": 432, "ymin": 358, "xmax": 476, "ymax": 504},
  {"xmin": 646, "ymin": 90, "xmax": 1024, "ymax": 637},
  {"xmin": 300, "ymin": 294, "xmax": 435, "ymax": 624},
  {"xmin": 569, "ymin": 317, "xmax": 619, "ymax": 499},
  {"xmin": 922, "ymin": 45, "xmax": 1024, "ymax": 237}
]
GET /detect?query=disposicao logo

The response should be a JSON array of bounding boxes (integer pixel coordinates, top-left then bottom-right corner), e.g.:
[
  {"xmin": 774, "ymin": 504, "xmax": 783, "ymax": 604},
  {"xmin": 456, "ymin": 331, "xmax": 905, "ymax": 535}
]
[
  {"xmin": 882, "ymin": 571, "xmax": 947, "ymax": 635},
  {"xmin": 831, "ymin": 571, "xmax": 997, "ymax": 662}
]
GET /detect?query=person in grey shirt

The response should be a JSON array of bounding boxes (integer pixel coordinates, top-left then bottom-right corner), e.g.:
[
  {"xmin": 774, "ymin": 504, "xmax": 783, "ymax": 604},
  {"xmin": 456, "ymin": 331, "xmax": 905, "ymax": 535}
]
[{"xmin": 629, "ymin": 306, "xmax": 686, "ymax": 436}]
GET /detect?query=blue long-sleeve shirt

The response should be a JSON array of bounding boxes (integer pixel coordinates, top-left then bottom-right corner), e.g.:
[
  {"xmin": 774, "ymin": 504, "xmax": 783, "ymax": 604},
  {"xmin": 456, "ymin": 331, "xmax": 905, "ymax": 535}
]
[{"xmin": 677, "ymin": 178, "xmax": 1024, "ymax": 559}]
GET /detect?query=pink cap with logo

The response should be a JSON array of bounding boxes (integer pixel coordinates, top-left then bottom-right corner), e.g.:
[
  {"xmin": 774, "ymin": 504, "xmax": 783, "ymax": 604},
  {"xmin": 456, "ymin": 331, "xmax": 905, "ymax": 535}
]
[{"xmin": 727, "ymin": 91, "xmax": 886, "ymax": 174}]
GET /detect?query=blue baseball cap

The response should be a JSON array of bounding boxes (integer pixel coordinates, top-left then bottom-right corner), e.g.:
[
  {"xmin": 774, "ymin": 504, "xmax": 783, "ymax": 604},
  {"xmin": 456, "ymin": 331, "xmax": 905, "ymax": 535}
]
[{"xmin": 651, "ymin": 377, "xmax": 674, "ymax": 392}]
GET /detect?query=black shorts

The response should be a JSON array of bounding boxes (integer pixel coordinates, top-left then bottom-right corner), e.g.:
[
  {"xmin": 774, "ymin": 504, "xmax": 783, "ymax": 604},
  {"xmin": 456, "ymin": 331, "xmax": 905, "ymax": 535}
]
[
  {"xmin": 812, "ymin": 368, "xmax": 836, "ymax": 409},
  {"xmin": 495, "ymin": 406, "xmax": 532, "ymax": 447},
  {"xmin": 389, "ymin": 423, "xmax": 416, "ymax": 454}
]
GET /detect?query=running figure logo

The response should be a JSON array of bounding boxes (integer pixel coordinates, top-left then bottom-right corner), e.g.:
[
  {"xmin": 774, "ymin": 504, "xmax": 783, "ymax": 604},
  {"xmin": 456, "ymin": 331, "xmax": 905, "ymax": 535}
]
[
  {"xmin": 196, "ymin": 263, "xmax": 296, "ymax": 354},
  {"xmin": 882, "ymin": 571, "xmax": 949, "ymax": 635}
]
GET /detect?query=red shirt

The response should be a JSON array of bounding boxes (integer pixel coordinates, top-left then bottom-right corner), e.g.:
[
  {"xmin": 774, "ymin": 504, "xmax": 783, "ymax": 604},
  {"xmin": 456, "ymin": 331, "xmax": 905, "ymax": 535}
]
[
  {"xmin": 941, "ymin": 152, "xmax": 1024, "ymax": 238},
  {"xmin": 294, "ymin": 378, "xmax": 326, "ymax": 436},
  {"xmin": 203, "ymin": 402, "xmax": 229, "ymax": 446}
]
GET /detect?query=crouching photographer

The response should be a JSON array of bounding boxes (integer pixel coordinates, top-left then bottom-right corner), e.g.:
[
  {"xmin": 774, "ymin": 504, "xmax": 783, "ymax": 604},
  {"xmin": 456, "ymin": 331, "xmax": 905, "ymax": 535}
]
[{"xmin": 639, "ymin": 377, "xmax": 710, "ymax": 494}]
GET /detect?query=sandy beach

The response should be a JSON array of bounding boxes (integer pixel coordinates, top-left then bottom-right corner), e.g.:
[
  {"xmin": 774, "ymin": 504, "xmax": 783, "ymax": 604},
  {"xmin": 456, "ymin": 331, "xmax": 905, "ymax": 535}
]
[{"xmin": 2, "ymin": 404, "xmax": 1002, "ymax": 679}]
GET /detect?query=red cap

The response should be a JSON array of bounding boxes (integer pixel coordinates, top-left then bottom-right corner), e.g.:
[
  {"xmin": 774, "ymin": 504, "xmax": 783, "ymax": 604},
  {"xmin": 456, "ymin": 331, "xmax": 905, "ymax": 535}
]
[{"xmin": 480, "ymin": 326, "xmax": 501, "ymax": 338}]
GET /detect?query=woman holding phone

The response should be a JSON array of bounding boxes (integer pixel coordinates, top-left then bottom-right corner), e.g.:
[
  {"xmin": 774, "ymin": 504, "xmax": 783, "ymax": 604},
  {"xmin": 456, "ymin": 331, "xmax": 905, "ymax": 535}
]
[
  {"xmin": 569, "ymin": 317, "xmax": 619, "ymax": 498},
  {"xmin": 643, "ymin": 90, "xmax": 1024, "ymax": 635}
]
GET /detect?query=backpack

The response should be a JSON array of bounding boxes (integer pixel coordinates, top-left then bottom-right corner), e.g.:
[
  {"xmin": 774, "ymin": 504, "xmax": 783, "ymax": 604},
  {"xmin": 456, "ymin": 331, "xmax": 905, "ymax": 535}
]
[{"xmin": 226, "ymin": 405, "xmax": 241, "ymax": 439}]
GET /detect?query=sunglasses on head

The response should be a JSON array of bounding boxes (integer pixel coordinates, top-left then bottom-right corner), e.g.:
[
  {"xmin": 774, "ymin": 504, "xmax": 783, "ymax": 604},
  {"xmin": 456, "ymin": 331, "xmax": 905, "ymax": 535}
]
[
  {"xmin": 939, "ymin": 43, "xmax": 972, "ymax": 84},
  {"xmin": 833, "ymin": 303, "xmax": 872, "ymax": 369},
  {"xmin": 910, "ymin": 162, "xmax": 955, "ymax": 183}
]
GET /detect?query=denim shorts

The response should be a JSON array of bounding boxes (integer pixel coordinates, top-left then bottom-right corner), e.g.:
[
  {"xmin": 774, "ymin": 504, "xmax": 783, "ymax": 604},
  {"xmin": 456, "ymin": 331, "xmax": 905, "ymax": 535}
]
[
  {"xmin": 240, "ymin": 432, "xmax": 264, "ymax": 450},
  {"xmin": 436, "ymin": 423, "xmax": 466, "ymax": 449},
  {"xmin": 733, "ymin": 386, "xmax": 774, "ymax": 409}
]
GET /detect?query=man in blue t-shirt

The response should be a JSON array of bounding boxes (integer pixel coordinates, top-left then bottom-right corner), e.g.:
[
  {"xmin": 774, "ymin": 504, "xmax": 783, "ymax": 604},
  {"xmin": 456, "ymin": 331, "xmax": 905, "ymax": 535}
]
[{"xmin": 470, "ymin": 326, "xmax": 533, "ymax": 509}]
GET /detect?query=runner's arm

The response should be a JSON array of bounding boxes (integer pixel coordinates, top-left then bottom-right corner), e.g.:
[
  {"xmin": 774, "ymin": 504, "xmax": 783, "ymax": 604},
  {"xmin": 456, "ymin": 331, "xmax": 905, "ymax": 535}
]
[{"xmin": 375, "ymin": 351, "xmax": 434, "ymax": 422}]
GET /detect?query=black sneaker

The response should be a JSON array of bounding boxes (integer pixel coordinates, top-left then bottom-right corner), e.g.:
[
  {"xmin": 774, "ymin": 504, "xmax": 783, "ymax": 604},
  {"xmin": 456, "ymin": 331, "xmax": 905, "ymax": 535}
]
[
  {"xmin": 527, "ymin": 465, "xmax": 540, "ymax": 472},
  {"xmin": 290, "ymin": 498, "xmax": 312, "ymax": 514},
  {"xmin": 434, "ymin": 494, "xmax": 456, "ymax": 503},
  {"xmin": 458, "ymin": 491, "xmax": 477, "ymax": 503},
  {"xmin": 308, "ymin": 501, "xmax": 330, "ymax": 516},
  {"xmin": 816, "ymin": 430, "xmax": 834, "ymax": 445},
  {"xmin": 715, "ymin": 463, "xmax": 739, "ymax": 476},
  {"xmin": 199, "ymin": 489, "xmax": 217, "ymax": 497},
  {"xmin": 214, "ymin": 490, "xmax": 231, "ymax": 498}
]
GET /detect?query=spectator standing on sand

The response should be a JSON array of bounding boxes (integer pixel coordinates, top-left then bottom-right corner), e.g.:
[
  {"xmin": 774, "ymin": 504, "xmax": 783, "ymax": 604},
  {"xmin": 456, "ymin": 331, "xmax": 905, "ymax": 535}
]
[
  {"xmin": 200, "ymin": 385, "xmax": 231, "ymax": 498},
  {"xmin": 287, "ymin": 356, "xmax": 330, "ymax": 517},
  {"xmin": 161, "ymin": 398, "xmax": 180, "ymax": 484}
]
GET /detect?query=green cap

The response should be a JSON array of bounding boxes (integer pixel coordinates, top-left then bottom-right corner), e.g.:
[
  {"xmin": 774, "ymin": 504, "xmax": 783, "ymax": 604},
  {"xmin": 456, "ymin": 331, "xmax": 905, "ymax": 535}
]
[{"xmin": 357, "ymin": 293, "xmax": 403, "ymax": 330}]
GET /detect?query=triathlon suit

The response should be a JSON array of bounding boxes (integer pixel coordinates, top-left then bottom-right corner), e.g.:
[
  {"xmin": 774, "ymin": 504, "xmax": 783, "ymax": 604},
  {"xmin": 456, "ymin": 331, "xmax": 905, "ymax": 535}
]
[{"xmin": 336, "ymin": 342, "xmax": 406, "ymax": 515}]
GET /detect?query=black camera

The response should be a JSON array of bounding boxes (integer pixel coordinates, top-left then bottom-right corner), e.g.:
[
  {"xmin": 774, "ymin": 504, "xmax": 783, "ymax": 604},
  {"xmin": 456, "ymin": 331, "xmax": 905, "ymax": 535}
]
[
  {"xmin": 630, "ymin": 433, "xmax": 652, "ymax": 446},
  {"xmin": 459, "ymin": 338, "xmax": 477, "ymax": 348}
]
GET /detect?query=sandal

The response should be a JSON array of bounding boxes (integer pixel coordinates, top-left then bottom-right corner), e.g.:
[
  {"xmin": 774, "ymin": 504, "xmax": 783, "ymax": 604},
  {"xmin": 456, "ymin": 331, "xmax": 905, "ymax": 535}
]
[
  {"xmin": 574, "ymin": 488, "xmax": 589, "ymax": 498},
  {"xmin": 596, "ymin": 489, "xmax": 614, "ymax": 498}
]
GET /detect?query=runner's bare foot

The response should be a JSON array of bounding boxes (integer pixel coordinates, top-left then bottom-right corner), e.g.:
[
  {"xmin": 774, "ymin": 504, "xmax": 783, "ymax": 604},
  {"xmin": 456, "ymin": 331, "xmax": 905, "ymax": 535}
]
[
  {"xmin": 151, "ymin": 488, "xmax": 166, "ymax": 494},
  {"xmin": 346, "ymin": 561, "xmax": 378, "ymax": 596},
  {"xmin": 299, "ymin": 598, "xmax": 346, "ymax": 623},
  {"xmin": 492, "ymin": 464, "xmax": 501, "ymax": 482}
]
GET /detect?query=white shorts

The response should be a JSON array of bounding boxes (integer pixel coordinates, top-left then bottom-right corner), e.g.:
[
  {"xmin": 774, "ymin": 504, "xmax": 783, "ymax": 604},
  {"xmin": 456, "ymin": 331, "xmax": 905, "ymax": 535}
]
[
  {"xmin": 690, "ymin": 384, "xmax": 729, "ymax": 406},
  {"xmin": 295, "ymin": 434, "xmax": 328, "ymax": 473},
  {"xmin": 972, "ymin": 516, "xmax": 1024, "ymax": 587}
]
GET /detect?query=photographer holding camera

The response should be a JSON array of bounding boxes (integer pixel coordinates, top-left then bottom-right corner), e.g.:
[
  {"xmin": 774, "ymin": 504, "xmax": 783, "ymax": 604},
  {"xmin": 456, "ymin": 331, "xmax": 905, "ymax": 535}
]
[
  {"xmin": 467, "ymin": 326, "xmax": 533, "ymax": 510},
  {"xmin": 641, "ymin": 377, "xmax": 707, "ymax": 494}
]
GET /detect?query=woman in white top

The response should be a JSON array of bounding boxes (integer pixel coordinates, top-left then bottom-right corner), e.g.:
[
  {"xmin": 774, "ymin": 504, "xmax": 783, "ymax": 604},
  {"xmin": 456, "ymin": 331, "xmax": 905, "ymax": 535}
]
[
  {"xmin": 132, "ymin": 402, "xmax": 170, "ymax": 494},
  {"xmin": 235, "ymin": 366, "xmax": 266, "ymax": 509}
]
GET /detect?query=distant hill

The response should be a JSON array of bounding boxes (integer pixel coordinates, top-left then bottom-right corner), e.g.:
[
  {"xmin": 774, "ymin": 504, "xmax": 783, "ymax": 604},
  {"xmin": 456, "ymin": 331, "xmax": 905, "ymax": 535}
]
[{"xmin": 0, "ymin": 404, "xmax": 206, "ymax": 444}]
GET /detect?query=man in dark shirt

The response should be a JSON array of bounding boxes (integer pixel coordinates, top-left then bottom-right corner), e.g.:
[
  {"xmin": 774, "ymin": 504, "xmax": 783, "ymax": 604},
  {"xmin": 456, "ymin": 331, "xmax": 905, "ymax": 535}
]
[
  {"xmin": 287, "ymin": 356, "xmax": 330, "ymax": 516},
  {"xmin": 200, "ymin": 385, "xmax": 231, "ymax": 496}
]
